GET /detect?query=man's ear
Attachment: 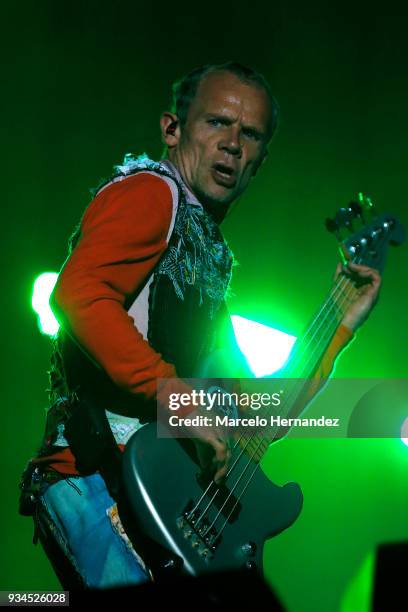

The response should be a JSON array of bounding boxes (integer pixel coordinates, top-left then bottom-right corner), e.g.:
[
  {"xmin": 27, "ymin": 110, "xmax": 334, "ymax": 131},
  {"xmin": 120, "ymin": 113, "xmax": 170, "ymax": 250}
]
[{"xmin": 160, "ymin": 112, "xmax": 181, "ymax": 148}]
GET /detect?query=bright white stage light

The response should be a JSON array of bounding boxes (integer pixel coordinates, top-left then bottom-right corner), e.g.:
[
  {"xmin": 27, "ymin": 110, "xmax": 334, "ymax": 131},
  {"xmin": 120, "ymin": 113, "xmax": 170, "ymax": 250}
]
[
  {"xmin": 31, "ymin": 272, "xmax": 59, "ymax": 336},
  {"xmin": 231, "ymin": 315, "xmax": 297, "ymax": 377}
]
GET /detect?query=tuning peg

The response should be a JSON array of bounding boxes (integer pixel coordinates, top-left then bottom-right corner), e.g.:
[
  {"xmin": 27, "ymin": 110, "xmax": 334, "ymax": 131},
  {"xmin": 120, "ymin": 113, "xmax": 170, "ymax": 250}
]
[
  {"xmin": 336, "ymin": 207, "xmax": 355, "ymax": 232},
  {"xmin": 358, "ymin": 192, "xmax": 375, "ymax": 214},
  {"xmin": 348, "ymin": 201, "xmax": 363, "ymax": 217}
]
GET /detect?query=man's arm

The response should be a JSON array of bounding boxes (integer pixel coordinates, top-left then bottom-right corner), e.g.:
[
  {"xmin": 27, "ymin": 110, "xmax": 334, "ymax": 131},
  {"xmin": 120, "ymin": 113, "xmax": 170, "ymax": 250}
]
[
  {"xmin": 288, "ymin": 259, "xmax": 382, "ymax": 412},
  {"xmin": 38, "ymin": 172, "xmax": 228, "ymax": 478},
  {"xmin": 51, "ymin": 172, "xmax": 179, "ymax": 402}
]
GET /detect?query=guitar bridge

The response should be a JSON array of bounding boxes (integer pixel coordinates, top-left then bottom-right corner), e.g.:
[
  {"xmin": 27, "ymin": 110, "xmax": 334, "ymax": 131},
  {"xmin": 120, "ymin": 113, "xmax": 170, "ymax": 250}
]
[{"xmin": 176, "ymin": 509, "xmax": 219, "ymax": 560}]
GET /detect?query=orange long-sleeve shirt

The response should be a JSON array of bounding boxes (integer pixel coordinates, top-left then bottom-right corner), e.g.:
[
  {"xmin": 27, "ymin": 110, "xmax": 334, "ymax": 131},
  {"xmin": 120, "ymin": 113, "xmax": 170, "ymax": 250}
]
[{"xmin": 51, "ymin": 171, "xmax": 180, "ymax": 398}]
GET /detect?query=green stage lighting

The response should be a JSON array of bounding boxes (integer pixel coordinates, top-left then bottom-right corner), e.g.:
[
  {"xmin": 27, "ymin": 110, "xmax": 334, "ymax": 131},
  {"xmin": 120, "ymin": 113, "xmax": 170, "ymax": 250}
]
[
  {"xmin": 231, "ymin": 315, "xmax": 296, "ymax": 377},
  {"xmin": 30, "ymin": 274, "xmax": 298, "ymax": 376},
  {"xmin": 31, "ymin": 272, "xmax": 59, "ymax": 336}
]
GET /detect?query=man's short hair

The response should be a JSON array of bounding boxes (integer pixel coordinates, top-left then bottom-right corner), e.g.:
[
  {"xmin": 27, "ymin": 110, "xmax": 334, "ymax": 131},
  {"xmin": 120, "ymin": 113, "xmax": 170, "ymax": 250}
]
[{"xmin": 170, "ymin": 61, "xmax": 280, "ymax": 141}]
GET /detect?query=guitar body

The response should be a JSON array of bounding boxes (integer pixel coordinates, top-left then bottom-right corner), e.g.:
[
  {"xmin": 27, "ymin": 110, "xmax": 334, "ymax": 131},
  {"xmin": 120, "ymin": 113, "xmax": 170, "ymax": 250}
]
[{"xmin": 122, "ymin": 424, "xmax": 303, "ymax": 576}]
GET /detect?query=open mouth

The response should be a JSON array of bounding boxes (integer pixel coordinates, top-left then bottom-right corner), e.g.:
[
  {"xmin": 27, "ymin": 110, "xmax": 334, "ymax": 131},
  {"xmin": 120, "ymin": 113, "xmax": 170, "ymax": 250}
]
[
  {"xmin": 212, "ymin": 163, "xmax": 237, "ymax": 187},
  {"xmin": 214, "ymin": 163, "xmax": 234, "ymax": 176}
]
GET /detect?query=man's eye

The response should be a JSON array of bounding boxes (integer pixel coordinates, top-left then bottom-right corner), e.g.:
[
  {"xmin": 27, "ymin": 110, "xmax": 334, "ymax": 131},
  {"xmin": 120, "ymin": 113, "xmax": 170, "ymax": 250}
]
[
  {"xmin": 208, "ymin": 118, "xmax": 222, "ymax": 127},
  {"xmin": 243, "ymin": 129, "xmax": 259, "ymax": 140}
]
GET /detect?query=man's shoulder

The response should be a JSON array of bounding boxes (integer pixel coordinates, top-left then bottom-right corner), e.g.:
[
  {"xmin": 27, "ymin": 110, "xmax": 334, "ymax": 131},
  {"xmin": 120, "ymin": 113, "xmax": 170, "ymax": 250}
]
[
  {"xmin": 80, "ymin": 161, "xmax": 181, "ymax": 232},
  {"xmin": 96, "ymin": 169, "xmax": 174, "ymax": 200},
  {"xmin": 94, "ymin": 156, "xmax": 181, "ymax": 201}
]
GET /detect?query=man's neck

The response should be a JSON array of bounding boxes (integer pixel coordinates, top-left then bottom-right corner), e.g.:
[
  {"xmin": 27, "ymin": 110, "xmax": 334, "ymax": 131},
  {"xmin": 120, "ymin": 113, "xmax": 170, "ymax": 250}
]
[{"xmin": 161, "ymin": 158, "xmax": 229, "ymax": 224}]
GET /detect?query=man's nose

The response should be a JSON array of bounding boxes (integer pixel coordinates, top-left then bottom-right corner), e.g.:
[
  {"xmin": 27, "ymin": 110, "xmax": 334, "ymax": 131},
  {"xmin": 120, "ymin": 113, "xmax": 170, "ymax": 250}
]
[{"xmin": 219, "ymin": 128, "xmax": 242, "ymax": 157}]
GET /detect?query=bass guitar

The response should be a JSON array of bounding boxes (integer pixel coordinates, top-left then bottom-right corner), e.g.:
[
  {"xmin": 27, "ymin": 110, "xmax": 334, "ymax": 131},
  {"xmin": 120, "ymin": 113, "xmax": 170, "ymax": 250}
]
[{"xmin": 121, "ymin": 197, "xmax": 405, "ymax": 578}]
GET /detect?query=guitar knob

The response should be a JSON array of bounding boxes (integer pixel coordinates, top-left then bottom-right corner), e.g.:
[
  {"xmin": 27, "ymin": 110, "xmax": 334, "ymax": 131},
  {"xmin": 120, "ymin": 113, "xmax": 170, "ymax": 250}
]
[
  {"xmin": 359, "ymin": 235, "xmax": 372, "ymax": 247},
  {"xmin": 348, "ymin": 243, "xmax": 360, "ymax": 255},
  {"xmin": 241, "ymin": 542, "xmax": 256, "ymax": 557},
  {"xmin": 191, "ymin": 537, "xmax": 200, "ymax": 549},
  {"xmin": 244, "ymin": 560, "xmax": 256, "ymax": 571}
]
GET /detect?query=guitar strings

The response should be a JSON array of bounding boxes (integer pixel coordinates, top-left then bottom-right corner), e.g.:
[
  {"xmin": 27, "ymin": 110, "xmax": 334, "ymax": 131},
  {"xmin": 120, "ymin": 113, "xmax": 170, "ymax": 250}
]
[
  {"xmin": 188, "ymin": 222, "xmax": 391, "ymax": 536},
  {"xmin": 209, "ymin": 245, "xmax": 386, "ymax": 542},
  {"xmin": 188, "ymin": 268, "xmax": 354, "ymax": 533},
  {"xmin": 189, "ymin": 231, "xmax": 386, "ymax": 539},
  {"xmin": 188, "ymin": 262, "xmax": 357, "ymax": 529},
  {"xmin": 226, "ymin": 246, "xmax": 367, "ymax": 454},
  {"xmin": 238, "ymin": 245, "xmax": 377, "ymax": 459},
  {"xmin": 238, "ymin": 270, "xmax": 356, "ymax": 459},
  {"xmin": 208, "ymin": 270, "xmax": 362, "ymax": 541},
  {"xmin": 187, "ymin": 257, "xmax": 358, "ymax": 528}
]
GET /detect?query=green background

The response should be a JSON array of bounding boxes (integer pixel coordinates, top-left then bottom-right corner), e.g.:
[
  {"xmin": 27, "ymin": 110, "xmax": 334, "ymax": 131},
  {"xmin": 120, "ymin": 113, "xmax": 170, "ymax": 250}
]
[{"xmin": 3, "ymin": 2, "xmax": 407, "ymax": 610}]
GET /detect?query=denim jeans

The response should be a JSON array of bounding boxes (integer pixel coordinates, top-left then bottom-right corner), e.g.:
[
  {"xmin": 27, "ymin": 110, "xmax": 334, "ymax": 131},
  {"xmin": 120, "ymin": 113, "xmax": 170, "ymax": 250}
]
[{"xmin": 40, "ymin": 473, "xmax": 149, "ymax": 589}]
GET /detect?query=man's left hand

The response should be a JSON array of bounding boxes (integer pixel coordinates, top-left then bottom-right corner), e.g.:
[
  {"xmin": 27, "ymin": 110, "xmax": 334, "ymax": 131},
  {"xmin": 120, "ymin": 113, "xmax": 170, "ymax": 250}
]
[{"xmin": 334, "ymin": 262, "xmax": 382, "ymax": 332}]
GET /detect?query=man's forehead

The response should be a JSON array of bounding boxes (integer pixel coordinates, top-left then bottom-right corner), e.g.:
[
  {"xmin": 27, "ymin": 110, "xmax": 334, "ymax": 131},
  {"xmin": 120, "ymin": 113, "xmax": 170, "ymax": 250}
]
[{"xmin": 191, "ymin": 71, "xmax": 271, "ymax": 124}]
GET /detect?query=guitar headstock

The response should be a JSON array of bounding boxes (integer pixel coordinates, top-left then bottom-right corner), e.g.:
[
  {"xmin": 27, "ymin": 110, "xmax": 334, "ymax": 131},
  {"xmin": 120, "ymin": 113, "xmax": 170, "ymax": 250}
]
[{"xmin": 325, "ymin": 193, "xmax": 405, "ymax": 272}]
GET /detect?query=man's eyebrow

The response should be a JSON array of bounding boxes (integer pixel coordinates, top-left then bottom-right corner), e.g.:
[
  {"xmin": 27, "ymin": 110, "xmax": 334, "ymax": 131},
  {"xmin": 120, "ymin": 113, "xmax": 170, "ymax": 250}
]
[
  {"xmin": 204, "ymin": 112, "xmax": 233, "ymax": 122},
  {"xmin": 204, "ymin": 113, "xmax": 265, "ymax": 136}
]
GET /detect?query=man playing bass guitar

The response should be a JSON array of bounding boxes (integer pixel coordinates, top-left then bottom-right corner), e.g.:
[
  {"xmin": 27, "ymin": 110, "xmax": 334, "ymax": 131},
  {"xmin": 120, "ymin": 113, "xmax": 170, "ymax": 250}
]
[{"xmin": 20, "ymin": 62, "xmax": 381, "ymax": 589}]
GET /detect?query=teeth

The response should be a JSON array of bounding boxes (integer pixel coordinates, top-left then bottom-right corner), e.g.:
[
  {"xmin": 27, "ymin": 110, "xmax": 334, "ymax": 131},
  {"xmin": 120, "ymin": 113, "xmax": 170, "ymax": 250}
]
[{"xmin": 215, "ymin": 165, "xmax": 232, "ymax": 176}]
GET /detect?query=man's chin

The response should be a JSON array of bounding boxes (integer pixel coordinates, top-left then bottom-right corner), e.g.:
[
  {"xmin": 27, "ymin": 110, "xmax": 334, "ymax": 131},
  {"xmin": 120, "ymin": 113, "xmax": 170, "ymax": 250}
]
[
  {"xmin": 199, "ymin": 193, "xmax": 233, "ymax": 223},
  {"xmin": 201, "ymin": 183, "xmax": 237, "ymax": 206}
]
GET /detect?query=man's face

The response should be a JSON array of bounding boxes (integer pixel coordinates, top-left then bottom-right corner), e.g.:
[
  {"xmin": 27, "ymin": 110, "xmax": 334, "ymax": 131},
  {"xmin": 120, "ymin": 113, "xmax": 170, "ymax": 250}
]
[{"xmin": 167, "ymin": 71, "xmax": 272, "ymax": 213}]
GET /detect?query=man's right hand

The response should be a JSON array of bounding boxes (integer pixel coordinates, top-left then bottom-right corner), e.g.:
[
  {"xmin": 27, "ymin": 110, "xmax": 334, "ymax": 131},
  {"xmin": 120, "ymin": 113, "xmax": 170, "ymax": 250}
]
[
  {"xmin": 157, "ymin": 379, "xmax": 232, "ymax": 484},
  {"xmin": 193, "ymin": 432, "xmax": 231, "ymax": 485}
]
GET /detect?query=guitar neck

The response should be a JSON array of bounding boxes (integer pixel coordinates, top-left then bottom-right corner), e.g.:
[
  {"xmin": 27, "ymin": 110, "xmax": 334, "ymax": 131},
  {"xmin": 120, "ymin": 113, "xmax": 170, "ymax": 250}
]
[
  {"xmin": 284, "ymin": 275, "xmax": 357, "ymax": 379},
  {"xmin": 241, "ymin": 277, "xmax": 359, "ymax": 465},
  {"xmin": 246, "ymin": 208, "xmax": 404, "ymax": 462}
]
